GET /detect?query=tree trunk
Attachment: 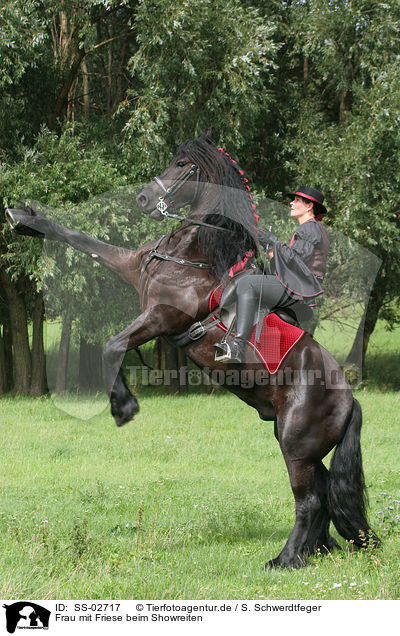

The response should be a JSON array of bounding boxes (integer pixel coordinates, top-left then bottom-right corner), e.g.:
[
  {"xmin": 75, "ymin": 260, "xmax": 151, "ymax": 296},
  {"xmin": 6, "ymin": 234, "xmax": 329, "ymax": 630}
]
[
  {"xmin": 49, "ymin": 49, "xmax": 86, "ymax": 129},
  {"xmin": 0, "ymin": 329, "xmax": 6, "ymax": 394},
  {"xmin": 339, "ymin": 88, "xmax": 352, "ymax": 124},
  {"xmin": 345, "ymin": 272, "xmax": 387, "ymax": 371},
  {"xmin": 30, "ymin": 294, "xmax": 47, "ymax": 396},
  {"xmin": 0, "ymin": 302, "xmax": 13, "ymax": 393},
  {"xmin": 0, "ymin": 269, "xmax": 31, "ymax": 394},
  {"xmin": 161, "ymin": 339, "xmax": 178, "ymax": 395},
  {"xmin": 153, "ymin": 337, "xmax": 187, "ymax": 394},
  {"xmin": 303, "ymin": 56, "xmax": 309, "ymax": 96},
  {"xmin": 113, "ymin": 36, "xmax": 129, "ymax": 111},
  {"xmin": 81, "ymin": 57, "xmax": 90, "ymax": 118},
  {"xmin": 107, "ymin": 26, "xmax": 113, "ymax": 113},
  {"xmin": 78, "ymin": 336, "xmax": 104, "ymax": 390},
  {"xmin": 55, "ymin": 316, "xmax": 72, "ymax": 394},
  {"xmin": 3, "ymin": 316, "xmax": 13, "ymax": 389}
]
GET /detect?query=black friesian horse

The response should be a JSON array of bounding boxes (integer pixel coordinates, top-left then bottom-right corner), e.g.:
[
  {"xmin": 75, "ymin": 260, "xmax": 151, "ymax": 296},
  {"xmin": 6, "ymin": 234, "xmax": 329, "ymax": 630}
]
[{"xmin": 6, "ymin": 131, "xmax": 379, "ymax": 568}]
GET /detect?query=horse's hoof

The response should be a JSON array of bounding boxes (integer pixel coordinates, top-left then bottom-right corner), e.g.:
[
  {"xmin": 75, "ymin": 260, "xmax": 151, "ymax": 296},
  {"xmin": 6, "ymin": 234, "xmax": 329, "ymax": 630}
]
[
  {"xmin": 323, "ymin": 536, "xmax": 341, "ymax": 552},
  {"xmin": 264, "ymin": 557, "xmax": 282, "ymax": 570},
  {"xmin": 5, "ymin": 208, "xmax": 45, "ymax": 238},
  {"xmin": 264, "ymin": 555, "xmax": 305, "ymax": 570},
  {"xmin": 112, "ymin": 397, "xmax": 139, "ymax": 427}
]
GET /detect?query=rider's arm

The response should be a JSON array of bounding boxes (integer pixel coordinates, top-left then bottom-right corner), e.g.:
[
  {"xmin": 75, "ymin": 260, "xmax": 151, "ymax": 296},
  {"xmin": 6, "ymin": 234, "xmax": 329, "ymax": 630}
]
[
  {"xmin": 288, "ymin": 223, "xmax": 323, "ymax": 263},
  {"xmin": 259, "ymin": 223, "xmax": 322, "ymax": 264}
]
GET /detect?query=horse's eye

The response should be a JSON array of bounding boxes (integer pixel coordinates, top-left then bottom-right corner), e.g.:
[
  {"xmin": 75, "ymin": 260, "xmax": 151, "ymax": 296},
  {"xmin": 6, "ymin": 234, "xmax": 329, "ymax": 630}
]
[{"xmin": 176, "ymin": 161, "xmax": 186, "ymax": 168}]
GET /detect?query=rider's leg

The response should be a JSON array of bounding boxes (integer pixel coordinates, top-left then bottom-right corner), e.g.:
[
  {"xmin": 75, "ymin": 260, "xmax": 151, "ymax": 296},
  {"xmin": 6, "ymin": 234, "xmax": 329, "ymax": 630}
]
[
  {"xmin": 219, "ymin": 288, "xmax": 259, "ymax": 362},
  {"xmin": 215, "ymin": 274, "xmax": 295, "ymax": 363}
]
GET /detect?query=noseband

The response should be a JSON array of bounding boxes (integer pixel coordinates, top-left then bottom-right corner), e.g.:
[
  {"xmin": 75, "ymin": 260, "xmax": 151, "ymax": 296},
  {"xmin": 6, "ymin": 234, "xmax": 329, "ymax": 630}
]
[{"xmin": 153, "ymin": 164, "xmax": 200, "ymax": 218}]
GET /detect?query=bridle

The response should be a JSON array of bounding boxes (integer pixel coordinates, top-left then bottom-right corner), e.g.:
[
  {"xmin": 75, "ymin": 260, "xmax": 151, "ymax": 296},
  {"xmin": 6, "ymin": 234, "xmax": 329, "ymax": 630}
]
[
  {"xmin": 152, "ymin": 163, "xmax": 229, "ymax": 232},
  {"xmin": 153, "ymin": 163, "xmax": 201, "ymax": 219},
  {"xmin": 142, "ymin": 160, "xmax": 258, "ymax": 273}
]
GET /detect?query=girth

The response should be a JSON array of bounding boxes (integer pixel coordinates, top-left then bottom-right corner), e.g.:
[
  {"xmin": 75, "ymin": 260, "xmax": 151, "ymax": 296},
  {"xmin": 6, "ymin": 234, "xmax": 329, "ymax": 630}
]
[{"xmin": 142, "ymin": 235, "xmax": 211, "ymax": 273}]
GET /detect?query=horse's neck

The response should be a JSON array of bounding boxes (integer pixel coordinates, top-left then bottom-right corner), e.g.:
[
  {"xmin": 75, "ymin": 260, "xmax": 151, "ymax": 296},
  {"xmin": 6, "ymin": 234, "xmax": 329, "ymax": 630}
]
[
  {"xmin": 167, "ymin": 223, "xmax": 201, "ymax": 253},
  {"xmin": 189, "ymin": 187, "xmax": 219, "ymax": 220}
]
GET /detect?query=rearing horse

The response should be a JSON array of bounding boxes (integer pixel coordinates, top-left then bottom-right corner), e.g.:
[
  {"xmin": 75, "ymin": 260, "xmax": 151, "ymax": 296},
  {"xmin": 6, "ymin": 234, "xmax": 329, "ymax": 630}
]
[{"xmin": 6, "ymin": 131, "xmax": 379, "ymax": 568}]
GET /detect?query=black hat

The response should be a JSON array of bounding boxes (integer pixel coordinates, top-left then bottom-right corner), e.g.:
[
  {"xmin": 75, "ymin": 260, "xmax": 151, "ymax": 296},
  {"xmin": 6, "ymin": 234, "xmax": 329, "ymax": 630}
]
[{"xmin": 287, "ymin": 186, "xmax": 327, "ymax": 215}]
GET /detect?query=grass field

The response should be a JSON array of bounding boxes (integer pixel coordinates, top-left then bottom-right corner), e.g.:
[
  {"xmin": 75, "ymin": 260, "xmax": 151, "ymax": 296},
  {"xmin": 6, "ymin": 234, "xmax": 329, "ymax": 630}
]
[
  {"xmin": 0, "ymin": 322, "xmax": 399, "ymax": 600},
  {"xmin": 0, "ymin": 390, "xmax": 399, "ymax": 600}
]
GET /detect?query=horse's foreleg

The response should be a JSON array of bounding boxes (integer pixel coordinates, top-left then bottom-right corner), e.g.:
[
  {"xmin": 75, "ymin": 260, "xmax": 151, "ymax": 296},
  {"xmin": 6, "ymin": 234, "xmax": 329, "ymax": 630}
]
[
  {"xmin": 6, "ymin": 208, "xmax": 139, "ymax": 284},
  {"xmin": 103, "ymin": 305, "xmax": 188, "ymax": 427}
]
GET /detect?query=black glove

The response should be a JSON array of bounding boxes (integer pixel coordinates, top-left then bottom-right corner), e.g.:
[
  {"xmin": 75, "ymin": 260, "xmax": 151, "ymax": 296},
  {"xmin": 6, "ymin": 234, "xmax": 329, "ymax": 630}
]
[{"xmin": 257, "ymin": 228, "xmax": 277, "ymax": 249}]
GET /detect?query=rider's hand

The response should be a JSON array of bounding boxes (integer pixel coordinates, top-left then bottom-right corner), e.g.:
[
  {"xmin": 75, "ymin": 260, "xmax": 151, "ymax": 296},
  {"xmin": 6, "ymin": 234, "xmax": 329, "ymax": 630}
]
[{"xmin": 258, "ymin": 228, "xmax": 276, "ymax": 248}]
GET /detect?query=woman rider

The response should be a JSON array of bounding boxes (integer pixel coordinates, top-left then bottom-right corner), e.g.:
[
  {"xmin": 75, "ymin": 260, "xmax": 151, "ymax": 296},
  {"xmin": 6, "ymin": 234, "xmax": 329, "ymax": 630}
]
[{"xmin": 214, "ymin": 186, "xmax": 330, "ymax": 363}]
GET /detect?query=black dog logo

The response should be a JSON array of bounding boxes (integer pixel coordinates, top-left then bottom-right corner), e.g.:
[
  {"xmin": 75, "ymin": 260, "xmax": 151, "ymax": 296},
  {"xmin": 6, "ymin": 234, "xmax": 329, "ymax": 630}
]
[{"xmin": 3, "ymin": 602, "xmax": 50, "ymax": 633}]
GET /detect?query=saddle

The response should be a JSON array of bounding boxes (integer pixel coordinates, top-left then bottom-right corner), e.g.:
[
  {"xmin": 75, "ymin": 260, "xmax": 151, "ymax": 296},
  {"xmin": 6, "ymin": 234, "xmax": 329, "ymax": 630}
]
[{"xmin": 207, "ymin": 285, "xmax": 306, "ymax": 374}]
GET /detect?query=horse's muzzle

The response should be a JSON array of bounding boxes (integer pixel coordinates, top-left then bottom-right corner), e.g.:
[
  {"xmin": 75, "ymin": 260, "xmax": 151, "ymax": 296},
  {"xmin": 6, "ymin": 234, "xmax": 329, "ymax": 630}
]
[{"xmin": 136, "ymin": 191, "xmax": 149, "ymax": 210}]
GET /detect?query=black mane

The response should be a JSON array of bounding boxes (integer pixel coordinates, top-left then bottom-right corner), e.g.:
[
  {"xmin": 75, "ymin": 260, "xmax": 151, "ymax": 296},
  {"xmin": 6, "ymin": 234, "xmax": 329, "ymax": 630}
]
[{"xmin": 177, "ymin": 134, "xmax": 258, "ymax": 279}]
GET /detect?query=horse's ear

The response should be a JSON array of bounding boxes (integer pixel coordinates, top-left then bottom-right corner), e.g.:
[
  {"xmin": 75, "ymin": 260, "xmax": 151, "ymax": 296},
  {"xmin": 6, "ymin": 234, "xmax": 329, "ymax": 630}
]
[{"xmin": 201, "ymin": 127, "xmax": 216, "ymax": 145}]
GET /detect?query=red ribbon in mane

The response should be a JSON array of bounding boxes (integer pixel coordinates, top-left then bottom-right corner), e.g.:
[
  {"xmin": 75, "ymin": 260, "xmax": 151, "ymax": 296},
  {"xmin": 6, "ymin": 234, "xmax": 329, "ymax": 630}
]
[{"xmin": 217, "ymin": 147, "xmax": 259, "ymax": 277}]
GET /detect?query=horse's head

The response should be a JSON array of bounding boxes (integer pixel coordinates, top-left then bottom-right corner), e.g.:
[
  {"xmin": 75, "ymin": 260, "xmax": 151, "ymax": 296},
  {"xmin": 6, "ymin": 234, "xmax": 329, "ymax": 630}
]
[
  {"xmin": 136, "ymin": 150, "xmax": 203, "ymax": 221},
  {"xmin": 136, "ymin": 130, "xmax": 226, "ymax": 220},
  {"xmin": 136, "ymin": 131, "xmax": 259, "ymax": 277}
]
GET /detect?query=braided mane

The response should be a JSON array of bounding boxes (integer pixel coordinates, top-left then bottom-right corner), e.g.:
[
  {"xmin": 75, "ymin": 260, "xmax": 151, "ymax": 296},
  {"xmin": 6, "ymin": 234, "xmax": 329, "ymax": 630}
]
[{"xmin": 176, "ymin": 133, "xmax": 259, "ymax": 279}]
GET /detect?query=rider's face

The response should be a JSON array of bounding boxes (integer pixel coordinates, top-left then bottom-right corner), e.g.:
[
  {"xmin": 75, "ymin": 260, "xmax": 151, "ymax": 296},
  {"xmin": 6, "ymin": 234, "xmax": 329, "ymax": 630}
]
[{"xmin": 290, "ymin": 195, "xmax": 314, "ymax": 223}]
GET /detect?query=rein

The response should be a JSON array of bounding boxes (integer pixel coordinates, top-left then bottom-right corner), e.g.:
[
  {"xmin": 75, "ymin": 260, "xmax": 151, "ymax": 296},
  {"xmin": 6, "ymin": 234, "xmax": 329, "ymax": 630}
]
[{"xmin": 142, "ymin": 235, "xmax": 211, "ymax": 273}]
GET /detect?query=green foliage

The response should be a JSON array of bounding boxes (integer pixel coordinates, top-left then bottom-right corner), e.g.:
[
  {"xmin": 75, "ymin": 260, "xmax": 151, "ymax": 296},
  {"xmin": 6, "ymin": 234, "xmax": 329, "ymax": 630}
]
[
  {"xmin": 121, "ymin": 0, "xmax": 278, "ymax": 178},
  {"xmin": 0, "ymin": 125, "xmax": 149, "ymax": 343},
  {"xmin": 280, "ymin": 1, "xmax": 400, "ymax": 330},
  {"xmin": 0, "ymin": 1, "xmax": 46, "ymax": 87},
  {"xmin": 2, "ymin": 125, "xmax": 124, "ymax": 208}
]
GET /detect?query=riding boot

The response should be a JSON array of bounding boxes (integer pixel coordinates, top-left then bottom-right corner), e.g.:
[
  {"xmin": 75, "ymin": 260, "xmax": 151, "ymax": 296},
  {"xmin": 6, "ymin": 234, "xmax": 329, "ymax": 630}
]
[{"xmin": 215, "ymin": 290, "xmax": 258, "ymax": 363}]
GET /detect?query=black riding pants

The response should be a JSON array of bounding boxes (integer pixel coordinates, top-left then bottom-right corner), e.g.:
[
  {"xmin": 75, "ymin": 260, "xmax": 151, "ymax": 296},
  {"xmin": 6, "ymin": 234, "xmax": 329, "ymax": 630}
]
[
  {"xmin": 219, "ymin": 273, "xmax": 303, "ymax": 342},
  {"xmin": 221, "ymin": 273, "xmax": 298, "ymax": 312}
]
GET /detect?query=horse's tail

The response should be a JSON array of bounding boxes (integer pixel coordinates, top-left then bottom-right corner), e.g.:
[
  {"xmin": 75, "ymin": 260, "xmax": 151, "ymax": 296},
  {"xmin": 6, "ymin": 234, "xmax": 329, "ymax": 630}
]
[{"xmin": 327, "ymin": 398, "xmax": 380, "ymax": 547}]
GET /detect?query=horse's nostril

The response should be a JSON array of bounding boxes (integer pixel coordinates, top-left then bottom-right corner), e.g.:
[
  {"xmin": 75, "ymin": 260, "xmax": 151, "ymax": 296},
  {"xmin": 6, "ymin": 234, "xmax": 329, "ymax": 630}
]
[{"xmin": 136, "ymin": 193, "xmax": 148, "ymax": 208}]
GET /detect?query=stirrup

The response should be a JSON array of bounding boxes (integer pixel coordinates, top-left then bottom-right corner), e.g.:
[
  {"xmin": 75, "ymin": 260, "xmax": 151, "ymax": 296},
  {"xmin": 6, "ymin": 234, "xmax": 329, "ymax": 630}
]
[
  {"xmin": 214, "ymin": 341, "xmax": 231, "ymax": 362},
  {"xmin": 214, "ymin": 340, "xmax": 246, "ymax": 363}
]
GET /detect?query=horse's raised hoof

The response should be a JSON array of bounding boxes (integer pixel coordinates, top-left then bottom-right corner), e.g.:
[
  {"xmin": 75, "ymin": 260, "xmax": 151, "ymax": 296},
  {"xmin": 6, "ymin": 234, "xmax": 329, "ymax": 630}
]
[
  {"xmin": 5, "ymin": 208, "xmax": 45, "ymax": 238},
  {"xmin": 111, "ymin": 396, "xmax": 139, "ymax": 427}
]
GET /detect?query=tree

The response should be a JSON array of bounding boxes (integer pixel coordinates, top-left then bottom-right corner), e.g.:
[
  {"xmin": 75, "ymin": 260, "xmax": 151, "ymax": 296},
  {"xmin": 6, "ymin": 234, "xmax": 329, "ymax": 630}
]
[
  {"xmin": 0, "ymin": 1, "xmax": 140, "ymax": 394},
  {"xmin": 0, "ymin": 125, "xmax": 146, "ymax": 394},
  {"xmin": 121, "ymin": 0, "xmax": 278, "ymax": 179},
  {"xmin": 278, "ymin": 0, "xmax": 400, "ymax": 368}
]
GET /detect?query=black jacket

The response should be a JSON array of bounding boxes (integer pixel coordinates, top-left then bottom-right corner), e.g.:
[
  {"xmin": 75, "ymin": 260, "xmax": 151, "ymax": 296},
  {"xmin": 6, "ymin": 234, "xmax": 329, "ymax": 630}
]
[{"xmin": 259, "ymin": 220, "xmax": 329, "ymax": 305}]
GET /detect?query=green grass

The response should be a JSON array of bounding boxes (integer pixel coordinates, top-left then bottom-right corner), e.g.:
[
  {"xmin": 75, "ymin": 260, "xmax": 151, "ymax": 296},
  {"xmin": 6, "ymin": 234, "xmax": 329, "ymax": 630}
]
[
  {"xmin": 314, "ymin": 319, "xmax": 400, "ymax": 392},
  {"xmin": 1, "ymin": 319, "xmax": 398, "ymax": 599},
  {"xmin": 0, "ymin": 390, "xmax": 399, "ymax": 600}
]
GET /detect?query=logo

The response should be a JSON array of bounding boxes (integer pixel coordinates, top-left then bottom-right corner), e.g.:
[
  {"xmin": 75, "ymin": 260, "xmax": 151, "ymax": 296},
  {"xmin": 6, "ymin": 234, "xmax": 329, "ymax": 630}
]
[{"xmin": 2, "ymin": 603, "xmax": 51, "ymax": 634}]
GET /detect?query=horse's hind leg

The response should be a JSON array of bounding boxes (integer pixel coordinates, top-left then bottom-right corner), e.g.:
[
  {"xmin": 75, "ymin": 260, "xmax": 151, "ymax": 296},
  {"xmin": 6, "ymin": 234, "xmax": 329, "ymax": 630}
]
[
  {"xmin": 304, "ymin": 462, "xmax": 340, "ymax": 555},
  {"xmin": 267, "ymin": 460, "xmax": 321, "ymax": 569}
]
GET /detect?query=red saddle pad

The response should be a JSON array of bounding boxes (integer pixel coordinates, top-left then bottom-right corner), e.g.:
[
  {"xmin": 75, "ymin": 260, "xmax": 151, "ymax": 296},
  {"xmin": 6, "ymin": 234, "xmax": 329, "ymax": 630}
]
[{"xmin": 208, "ymin": 285, "xmax": 305, "ymax": 374}]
